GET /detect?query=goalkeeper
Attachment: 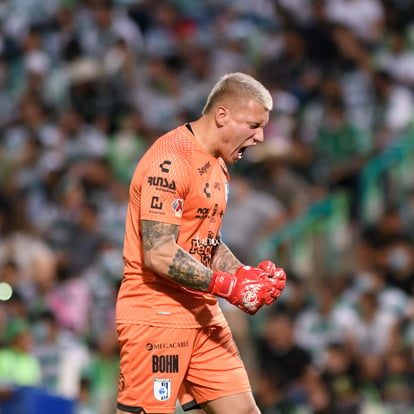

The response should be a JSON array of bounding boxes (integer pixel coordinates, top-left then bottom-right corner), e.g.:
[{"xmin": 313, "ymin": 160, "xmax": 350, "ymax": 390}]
[{"xmin": 115, "ymin": 72, "xmax": 287, "ymax": 414}]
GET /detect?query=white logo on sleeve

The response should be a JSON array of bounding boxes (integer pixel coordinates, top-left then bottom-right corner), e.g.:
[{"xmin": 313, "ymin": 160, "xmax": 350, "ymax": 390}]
[{"xmin": 153, "ymin": 378, "xmax": 171, "ymax": 401}]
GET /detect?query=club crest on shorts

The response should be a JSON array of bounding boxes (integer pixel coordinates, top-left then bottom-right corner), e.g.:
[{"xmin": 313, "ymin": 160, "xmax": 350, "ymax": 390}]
[{"xmin": 153, "ymin": 378, "xmax": 171, "ymax": 401}]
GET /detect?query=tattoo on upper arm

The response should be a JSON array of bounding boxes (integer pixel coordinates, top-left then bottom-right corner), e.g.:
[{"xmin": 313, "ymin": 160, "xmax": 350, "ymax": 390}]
[
  {"xmin": 141, "ymin": 220, "xmax": 179, "ymax": 251},
  {"xmin": 169, "ymin": 250, "xmax": 211, "ymax": 291}
]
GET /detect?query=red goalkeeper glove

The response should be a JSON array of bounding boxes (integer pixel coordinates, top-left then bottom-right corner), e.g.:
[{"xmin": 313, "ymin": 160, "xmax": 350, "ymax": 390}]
[
  {"xmin": 208, "ymin": 266, "xmax": 278, "ymax": 315},
  {"xmin": 257, "ymin": 260, "xmax": 287, "ymax": 304}
]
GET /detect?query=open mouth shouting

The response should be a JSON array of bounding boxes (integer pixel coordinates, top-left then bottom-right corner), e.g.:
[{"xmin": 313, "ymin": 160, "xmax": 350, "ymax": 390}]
[
  {"xmin": 236, "ymin": 143, "xmax": 256, "ymax": 161},
  {"xmin": 237, "ymin": 146, "xmax": 247, "ymax": 160}
]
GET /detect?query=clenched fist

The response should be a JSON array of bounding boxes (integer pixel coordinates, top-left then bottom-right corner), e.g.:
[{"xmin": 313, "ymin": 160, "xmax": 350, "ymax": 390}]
[{"xmin": 208, "ymin": 265, "xmax": 285, "ymax": 314}]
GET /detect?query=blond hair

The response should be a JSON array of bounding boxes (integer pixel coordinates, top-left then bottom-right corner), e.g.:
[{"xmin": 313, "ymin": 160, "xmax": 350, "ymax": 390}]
[{"xmin": 202, "ymin": 72, "xmax": 273, "ymax": 114}]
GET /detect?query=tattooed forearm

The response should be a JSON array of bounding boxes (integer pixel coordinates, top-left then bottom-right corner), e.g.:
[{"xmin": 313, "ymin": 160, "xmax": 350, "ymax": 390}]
[
  {"xmin": 168, "ymin": 250, "xmax": 212, "ymax": 291},
  {"xmin": 210, "ymin": 242, "xmax": 242, "ymax": 273},
  {"xmin": 142, "ymin": 219, "xmax": 212, "ymax": 291},
  {"xmin": 207, "ymin": 231, "xmax": 242, "ymax": 272},
  {"xmin": 141, "ymin": 220, "xmax": 179, "ymax": 250}
]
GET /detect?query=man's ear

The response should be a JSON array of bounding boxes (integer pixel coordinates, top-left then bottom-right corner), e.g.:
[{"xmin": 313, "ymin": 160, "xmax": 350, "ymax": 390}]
[{"xmin": 215, "ymin": 105, "xmax": 229, "ymax": 127}]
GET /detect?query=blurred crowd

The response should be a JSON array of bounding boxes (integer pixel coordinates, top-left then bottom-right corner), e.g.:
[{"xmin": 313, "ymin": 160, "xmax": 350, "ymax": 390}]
[{"xmin": 1, "ymin": 0, "xmax": 414, "ymax": 413}]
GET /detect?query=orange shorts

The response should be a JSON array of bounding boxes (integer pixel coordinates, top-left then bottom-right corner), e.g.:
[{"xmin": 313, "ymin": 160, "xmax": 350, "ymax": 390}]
[{"xmin": 116, "ymin": 323, "xmax": 252, "ymax": 413}]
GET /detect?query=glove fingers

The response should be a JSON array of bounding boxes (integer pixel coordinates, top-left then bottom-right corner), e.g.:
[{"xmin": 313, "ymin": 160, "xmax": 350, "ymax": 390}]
[
  {"xmin": 274, "ymin": 269, "xmax": 286, "ymax": 282},
  {"xmin": 263, "ymin": 274, "xmax": 286, "ymax": 302},
  {"xmin": 231, "ymin": 265, "xmax": 285, "ymax": 314},
  {"xmin": 257, "ymin": 260, "xmax": 277, "ymax": 276}
]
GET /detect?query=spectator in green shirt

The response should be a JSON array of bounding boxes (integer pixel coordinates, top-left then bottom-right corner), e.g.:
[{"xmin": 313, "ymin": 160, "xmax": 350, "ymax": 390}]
[{"xmin": 0, "ymin": 317, "xmax": 42, "ymax": 387}]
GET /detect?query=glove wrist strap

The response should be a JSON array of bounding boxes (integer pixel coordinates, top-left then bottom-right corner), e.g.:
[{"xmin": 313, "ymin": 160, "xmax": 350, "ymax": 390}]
[{"xmin": 208, "ymin": 271, "xmax": 236, "ymax": 298}]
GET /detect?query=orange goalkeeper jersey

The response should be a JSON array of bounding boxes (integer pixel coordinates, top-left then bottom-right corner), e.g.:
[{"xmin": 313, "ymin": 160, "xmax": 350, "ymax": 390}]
[{"xmin": 116, "ymin": 124, "xmax": 230, "ymax": 328}]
